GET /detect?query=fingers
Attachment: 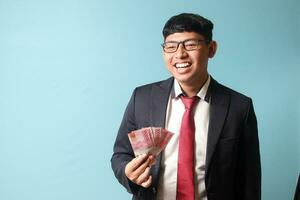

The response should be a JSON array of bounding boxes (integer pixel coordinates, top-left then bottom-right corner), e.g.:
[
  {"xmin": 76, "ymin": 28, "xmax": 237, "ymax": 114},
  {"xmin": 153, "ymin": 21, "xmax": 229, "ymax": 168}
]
[
  {"xmin": 125, "ymin": 154, "xmax": 156, "ymax": 188},
  {"xmin": 141, "ymin": 175, "xmax": 152, "ymax": 188},
  {"xmin": 148, "ymin": 155, "xmax": 156, "ymax": 166},
  {"xmin": 130, "ymin": 154, "xmax": 148, "ymax": 170},
  {"xmin": 125, "ymin": 154, "xmax": 146, "ymax": 177},
  {"xmin": 135, "ymin": 166, "xmax": 150, "ymax": 185},
  {"xmin": 131, "ymin": 156, "xmax": 152, "ymax": 178}
]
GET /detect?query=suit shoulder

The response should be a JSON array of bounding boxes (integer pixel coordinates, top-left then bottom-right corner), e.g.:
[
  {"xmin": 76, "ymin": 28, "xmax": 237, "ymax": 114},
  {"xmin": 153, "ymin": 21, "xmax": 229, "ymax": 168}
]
[
  {"xmin": 216, "ymin": 81, "xmax": 252, "ymax": 104},
  {"xmin": 213, "ymin": 80, "xmax": 255, "ymax": 121},
  {"xmin": 134, "ymin": 77, "xmax": 173, "ymax": 92}
]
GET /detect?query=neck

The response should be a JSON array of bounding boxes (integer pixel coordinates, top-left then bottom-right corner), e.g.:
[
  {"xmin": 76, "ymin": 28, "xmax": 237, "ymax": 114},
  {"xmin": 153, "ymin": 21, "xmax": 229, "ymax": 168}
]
[{"xmin": 180, "ymin": 74, "xmax": 208, "ymax": 97}]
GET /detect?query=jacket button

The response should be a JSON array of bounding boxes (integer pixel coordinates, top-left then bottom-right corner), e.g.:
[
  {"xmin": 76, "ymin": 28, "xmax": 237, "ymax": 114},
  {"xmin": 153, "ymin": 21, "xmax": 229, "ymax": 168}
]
[{"xmin": 152, "ymin": 187, "xmax": 156, "ymax": 194}]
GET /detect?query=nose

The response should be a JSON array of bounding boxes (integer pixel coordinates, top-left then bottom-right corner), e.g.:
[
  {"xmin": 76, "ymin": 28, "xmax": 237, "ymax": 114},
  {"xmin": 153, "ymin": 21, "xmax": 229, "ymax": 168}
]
[{"xmin": 175, "ymin": 43, "xmax": 188, "ymax": 59}]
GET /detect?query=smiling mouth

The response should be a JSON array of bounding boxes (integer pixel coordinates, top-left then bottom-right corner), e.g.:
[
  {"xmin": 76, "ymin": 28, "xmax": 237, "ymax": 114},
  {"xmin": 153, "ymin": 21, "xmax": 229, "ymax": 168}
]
[{"xmin": 174, "ymin": 62, "xmax": 191, "ymax": 68}]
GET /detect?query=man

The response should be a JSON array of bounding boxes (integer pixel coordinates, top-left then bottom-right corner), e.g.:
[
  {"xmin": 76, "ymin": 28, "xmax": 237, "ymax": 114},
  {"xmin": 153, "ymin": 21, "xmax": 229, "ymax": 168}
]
[{"xmin": 111, "ymin": 13, "xmax": 261, "ymax": 200}]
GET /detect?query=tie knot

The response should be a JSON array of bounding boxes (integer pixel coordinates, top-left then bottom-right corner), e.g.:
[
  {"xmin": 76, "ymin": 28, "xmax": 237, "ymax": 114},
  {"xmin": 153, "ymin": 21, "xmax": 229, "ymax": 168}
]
[{"xmin": 180, "ymin": 95, "xmax": 199, "ymax": 110}]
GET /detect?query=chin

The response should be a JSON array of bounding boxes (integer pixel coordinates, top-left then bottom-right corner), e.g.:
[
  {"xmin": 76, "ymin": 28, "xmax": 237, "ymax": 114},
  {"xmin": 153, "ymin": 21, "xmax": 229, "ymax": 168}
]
[{"xmin": 174, "ymin": 76, "xmax": 191, "ymax": 84}]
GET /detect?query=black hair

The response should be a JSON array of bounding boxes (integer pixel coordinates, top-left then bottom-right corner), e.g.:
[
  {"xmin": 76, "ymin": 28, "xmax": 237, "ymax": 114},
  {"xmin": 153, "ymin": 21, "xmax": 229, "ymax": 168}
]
[{"xmin": 163, "ymin": 13, "xmax": 214, "ymax": 41}]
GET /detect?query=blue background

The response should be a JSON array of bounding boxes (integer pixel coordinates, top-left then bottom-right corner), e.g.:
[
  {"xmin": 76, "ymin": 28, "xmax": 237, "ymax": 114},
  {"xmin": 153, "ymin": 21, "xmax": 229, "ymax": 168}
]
[{"xmin": 0, "ymin": 0, "xmax": 299, "ymax": 199}]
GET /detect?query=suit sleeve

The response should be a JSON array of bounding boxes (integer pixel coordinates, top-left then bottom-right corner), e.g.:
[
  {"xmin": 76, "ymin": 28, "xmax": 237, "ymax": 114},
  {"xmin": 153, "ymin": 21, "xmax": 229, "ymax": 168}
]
[
  {"xmin": 237, "ymin": 99, "xmax": 261, "ymax": 200},
  {"xmin": 110, "ymin": 88, "xmax": 142, "ymax": 195}
]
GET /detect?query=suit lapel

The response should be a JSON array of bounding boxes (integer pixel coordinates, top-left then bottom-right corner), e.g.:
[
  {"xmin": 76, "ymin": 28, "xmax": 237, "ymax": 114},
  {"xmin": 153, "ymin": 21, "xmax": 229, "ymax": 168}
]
[
  {"xmin": 150, "ymin": 78, "xmax": 173, "ymax": 127},
  {"xmin": 205, "ymin": 78, "xmax": 230, "ymax": 174},
  {"xmin": 149, "ymin": 77, "xmax": 174, "ymax": 188}
]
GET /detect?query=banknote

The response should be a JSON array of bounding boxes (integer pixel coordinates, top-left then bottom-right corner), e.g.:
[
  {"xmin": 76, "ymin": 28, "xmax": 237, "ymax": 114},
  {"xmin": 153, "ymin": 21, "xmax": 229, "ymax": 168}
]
[{"xmin": 128, "ymin": 127, "xmax": 174, "ymax": 156}]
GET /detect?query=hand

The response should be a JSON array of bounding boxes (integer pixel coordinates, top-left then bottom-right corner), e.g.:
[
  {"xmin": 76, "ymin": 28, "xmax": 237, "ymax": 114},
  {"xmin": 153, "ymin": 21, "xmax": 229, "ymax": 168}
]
[{"xmin": 125, "ymin": 154, "xmax": 156, "ymax": 188}]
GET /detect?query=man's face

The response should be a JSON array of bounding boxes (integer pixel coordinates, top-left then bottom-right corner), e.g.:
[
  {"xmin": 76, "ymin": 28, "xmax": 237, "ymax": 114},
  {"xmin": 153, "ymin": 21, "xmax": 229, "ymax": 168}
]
[{"xmin": 162, "ymin": 32, "xmax": 216, "ymax": 87}]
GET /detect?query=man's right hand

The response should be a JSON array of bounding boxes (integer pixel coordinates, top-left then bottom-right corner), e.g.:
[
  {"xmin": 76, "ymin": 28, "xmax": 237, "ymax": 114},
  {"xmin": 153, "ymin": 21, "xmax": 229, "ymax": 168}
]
[{"xmin": 125, "ymin": 154, "xmax": 156, "ymax": 188}]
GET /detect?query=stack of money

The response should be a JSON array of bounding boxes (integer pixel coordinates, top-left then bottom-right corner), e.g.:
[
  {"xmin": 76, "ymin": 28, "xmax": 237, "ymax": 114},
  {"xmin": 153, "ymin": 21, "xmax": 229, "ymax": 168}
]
[{"xmin": 128, "ymin": 127, "xmax": 174, "ymax": 157}]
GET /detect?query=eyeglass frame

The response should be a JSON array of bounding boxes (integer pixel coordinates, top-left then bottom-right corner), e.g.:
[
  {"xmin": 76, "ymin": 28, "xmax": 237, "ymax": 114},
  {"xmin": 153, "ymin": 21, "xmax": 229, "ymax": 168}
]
[{"xmin": 161, "ymin": 39, "xmax": 211, "ymax": 53}]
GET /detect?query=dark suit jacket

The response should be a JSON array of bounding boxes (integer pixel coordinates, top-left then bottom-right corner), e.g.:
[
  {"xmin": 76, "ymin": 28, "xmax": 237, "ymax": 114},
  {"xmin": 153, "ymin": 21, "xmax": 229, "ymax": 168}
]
[{"xmin": 111, "ymin": 77, "xmax": 261, "ymax": 200}]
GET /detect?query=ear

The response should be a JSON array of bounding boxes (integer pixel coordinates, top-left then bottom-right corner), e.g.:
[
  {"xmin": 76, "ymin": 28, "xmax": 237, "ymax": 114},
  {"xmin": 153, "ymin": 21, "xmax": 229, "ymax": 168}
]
[{"xmin": 208, "ymin": 41, "xmax": 217, "ymax": 58}]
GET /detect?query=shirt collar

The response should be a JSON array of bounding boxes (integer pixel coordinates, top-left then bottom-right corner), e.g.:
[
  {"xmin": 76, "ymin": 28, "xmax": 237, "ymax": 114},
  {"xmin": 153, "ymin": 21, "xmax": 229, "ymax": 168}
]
[{"xmin": 171, "ymin": 75, "xmax": 211, "ymax": 102}]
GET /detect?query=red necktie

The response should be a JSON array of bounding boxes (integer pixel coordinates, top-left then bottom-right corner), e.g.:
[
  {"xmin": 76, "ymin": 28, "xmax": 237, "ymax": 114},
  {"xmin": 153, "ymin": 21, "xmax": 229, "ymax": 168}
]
[{"xmin": 176, "ymin": 95, "xmax": 199, "ymax": 200}]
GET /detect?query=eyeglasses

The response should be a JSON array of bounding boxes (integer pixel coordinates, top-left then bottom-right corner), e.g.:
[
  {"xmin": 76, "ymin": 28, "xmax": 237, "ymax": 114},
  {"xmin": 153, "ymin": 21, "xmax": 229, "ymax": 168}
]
[{"xmin": 161, "ymin": 39, "xmax": 210, "ymax": 53}]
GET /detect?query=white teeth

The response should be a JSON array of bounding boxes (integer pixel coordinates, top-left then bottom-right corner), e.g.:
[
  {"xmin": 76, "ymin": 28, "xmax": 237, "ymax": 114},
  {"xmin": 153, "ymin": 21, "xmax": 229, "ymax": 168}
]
[{"xmin": 175, "ymin": 63, "xmax": 190, "ymax": 68}]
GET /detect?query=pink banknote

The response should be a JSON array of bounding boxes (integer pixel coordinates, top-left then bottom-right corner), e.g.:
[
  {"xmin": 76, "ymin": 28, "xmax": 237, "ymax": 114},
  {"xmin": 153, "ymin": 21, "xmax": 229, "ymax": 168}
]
[{"xmin": 128, "ymin": 127, "xmax": 174, "ymax": 156}]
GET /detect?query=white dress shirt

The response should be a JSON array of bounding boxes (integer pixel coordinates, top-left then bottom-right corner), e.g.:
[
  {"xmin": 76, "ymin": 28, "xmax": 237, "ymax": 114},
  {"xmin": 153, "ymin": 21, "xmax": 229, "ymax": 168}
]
[{"xmin": 156, "ymin": 76, "xmax": 211, "ymax": 200}]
